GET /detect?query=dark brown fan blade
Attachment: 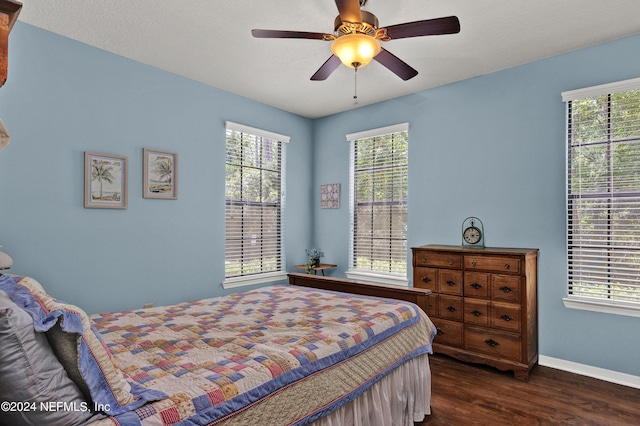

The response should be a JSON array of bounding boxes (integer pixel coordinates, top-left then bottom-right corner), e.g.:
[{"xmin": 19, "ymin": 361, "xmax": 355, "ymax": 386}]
[
  {"xmin": 384, "ymin": 16, "xmax": 460, "ymax": 40},
  {"xmin": 251, "ymin": 29, "xmax": 328, "ymax": 40},
  {"xmin": 373, "ymin": 49, "xmax": 418, "ymax": 81},
  {"xmin": 311, "ymin": 55, "xmax": 342, "ymax": 81},
  {"xmin": 334, "ymin": 0, "xmax": 362, "ymax": 23}
]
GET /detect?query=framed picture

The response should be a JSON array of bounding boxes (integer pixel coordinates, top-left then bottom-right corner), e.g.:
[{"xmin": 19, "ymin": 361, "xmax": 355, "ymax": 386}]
[
  {"xmin": 320, "ymin": 183, "xmax": 340, "ymax": 208},
  {"xmin": 143, "ymin": 148, "xmax": 178, "ymax": 199},
  {"xmin": 84, "ymin": 152, "xmax": 128, "ymax": 209}
]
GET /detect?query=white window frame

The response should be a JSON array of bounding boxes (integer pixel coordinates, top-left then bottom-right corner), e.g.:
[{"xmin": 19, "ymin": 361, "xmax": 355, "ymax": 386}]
[
  {"xmin": 345, "ymin": 123, "xmax": 409, "ymax": 286},
  {"xmin": 561, "ymin": 77, "xmax": 640, "ymax": 317},
  {"xmin": 223, "ymin": 121, "xmax": 289, "ymax": 289}
]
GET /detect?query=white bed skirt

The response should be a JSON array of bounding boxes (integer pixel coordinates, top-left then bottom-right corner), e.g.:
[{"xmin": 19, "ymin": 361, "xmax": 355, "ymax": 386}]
[{"xmin": 311, "ymin": 354, "xmax": 431, "ymax": 426}]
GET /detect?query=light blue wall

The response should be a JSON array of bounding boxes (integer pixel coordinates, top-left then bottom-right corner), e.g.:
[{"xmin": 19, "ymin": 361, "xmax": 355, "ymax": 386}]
[
  {"xmin": 2, "ymin": 22, "xmax": 640, "ymax": 377},
  {"xmin": 0, "ymin": 23, "xmax": 314, "ymax": 314},
  {"xmin": 312, "ymin": 34, "xmax": 640, "ymax": 376}
]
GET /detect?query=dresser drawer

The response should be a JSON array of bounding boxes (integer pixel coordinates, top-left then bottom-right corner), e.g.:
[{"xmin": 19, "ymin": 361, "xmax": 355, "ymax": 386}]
[
  {"xmin": 425, "ymin": 293, "xmax": 439, "ymax": 317},
  {"xmin": 413, "ymin": 267, "xmax": 437, "ymax": 292},
  {"xmin": 438, "ymin": 270, "xmax": 463, "ymax": 295},
  {"xmin": 439, "ymin": 295, "xmax": 463, "ymax": 321},
  {"xmin": 464, "ymin": 326, "xmax": 521, "ymax": 361},
  {"xmin": 433, "ymin": 319, "xmax": 463, "ymax": 348},
  {"xmin": 491, "ymin": 275, "xmax": 521, "ymax": 303},
  {"xmin": 491, "ymin": 302, "xmax": 521, "ymax": 332},
  {"xmin": 464, "ymin": 272, "xmax": 490, "ymax": 298},
  {"xmin": 414, "ymin": 251, "xmax": 462, "ymax": 269},
  {"xmin": 464, "ymin": 255, "xmax": 521, "ymax": 274},
  {"xmin": 464, "ymin": 299, "xmax": 489, "ymax": 326}
]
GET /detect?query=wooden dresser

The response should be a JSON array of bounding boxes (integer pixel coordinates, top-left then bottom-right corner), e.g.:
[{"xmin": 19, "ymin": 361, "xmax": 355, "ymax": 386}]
[{"xmin": 412, "ymin": 244, "xmax": 538, "ymax": 380}]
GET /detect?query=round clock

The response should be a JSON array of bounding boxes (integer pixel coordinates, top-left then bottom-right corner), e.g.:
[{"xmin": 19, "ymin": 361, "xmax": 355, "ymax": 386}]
[
  {"xmin": 462, "ymin": 217, "xmax": 485, "ymax": 247},
  {"xmin": 463, "ymin": 226, "xmax": 481, "ymax": 244}
]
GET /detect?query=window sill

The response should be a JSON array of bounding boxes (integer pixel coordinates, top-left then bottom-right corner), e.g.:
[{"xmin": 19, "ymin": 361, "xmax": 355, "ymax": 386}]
[
  {"xmin": 223, "ymin": 271, "xmax": 288, "ymax": 290},
  {"xmin": 345, "ymin": 270, "xmax": 408, "ymax": 287},
  {"xmin": 563, "ymin": 297, "xmax": 640, "ymax": 318}
]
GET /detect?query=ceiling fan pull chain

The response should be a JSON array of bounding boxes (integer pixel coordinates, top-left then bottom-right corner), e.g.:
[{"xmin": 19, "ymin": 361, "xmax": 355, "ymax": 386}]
[{"xmin": 353, "ymin": 66, "xmax": 359, "ymax": 107}]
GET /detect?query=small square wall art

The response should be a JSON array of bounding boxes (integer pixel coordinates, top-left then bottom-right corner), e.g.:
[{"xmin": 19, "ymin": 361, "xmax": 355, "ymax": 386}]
[{"xmin": 320, "ymin": 183, "xmax": 340, "ymax": 209}]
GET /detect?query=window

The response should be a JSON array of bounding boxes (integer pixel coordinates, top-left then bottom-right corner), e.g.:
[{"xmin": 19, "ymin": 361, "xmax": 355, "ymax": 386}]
[
  {"xmin": 224, "ymin": 122, "xmax": 289, "ymax": 288},
  {"xmin": 562, "ymin": 78, "xmax": 640, "ymax": 317},
  {"xmin": 346, "ymin": 123, "xmax": 409, "ymax": 286}
]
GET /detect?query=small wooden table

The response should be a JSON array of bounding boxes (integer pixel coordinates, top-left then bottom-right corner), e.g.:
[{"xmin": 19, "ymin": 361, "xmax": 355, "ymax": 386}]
[{"xmin": 292, "ymin": 263, "xmax": 337, "ymax": 276}]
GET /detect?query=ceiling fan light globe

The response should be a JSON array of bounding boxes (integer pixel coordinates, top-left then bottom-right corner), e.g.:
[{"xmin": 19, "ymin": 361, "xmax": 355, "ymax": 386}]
[{"xmin": 331, "ymin": 33, "xmax": 381, "ymax": 69}]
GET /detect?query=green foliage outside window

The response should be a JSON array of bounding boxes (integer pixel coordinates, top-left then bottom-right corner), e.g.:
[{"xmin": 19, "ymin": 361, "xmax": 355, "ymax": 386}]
[
  {"xmin": 225, "ymin": 130, "xmax": 282, "ymax": 278},
  {"xmin": 353, "ymin": 131, "xmax": 408, "ymax": 275},
  {"xmin": 568, "ymin": 89, "xmax": 640, "ymax": 303}
]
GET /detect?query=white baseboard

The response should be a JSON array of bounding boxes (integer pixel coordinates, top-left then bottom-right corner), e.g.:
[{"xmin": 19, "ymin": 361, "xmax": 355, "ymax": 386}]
[{"xmin": 539, "ymin": 355, "xmax": 640, "ymax": 389}]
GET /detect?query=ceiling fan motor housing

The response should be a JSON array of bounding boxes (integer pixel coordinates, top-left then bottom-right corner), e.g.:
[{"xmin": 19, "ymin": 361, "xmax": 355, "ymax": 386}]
[{"xmin": 334, "ymin": 10, "xmax": 379, "ymax": 36}]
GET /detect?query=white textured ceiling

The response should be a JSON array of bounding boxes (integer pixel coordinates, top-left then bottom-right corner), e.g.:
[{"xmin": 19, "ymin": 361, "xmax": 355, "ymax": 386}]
[{"xmin": 16, "ymin": 0, "xmax": 640, "ymax": 118}]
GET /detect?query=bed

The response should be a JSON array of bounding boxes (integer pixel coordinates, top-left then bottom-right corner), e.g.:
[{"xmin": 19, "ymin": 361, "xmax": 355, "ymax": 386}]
[{"xmin": 0, "ymin": 273, "xmax": 435, "ymax": 426}]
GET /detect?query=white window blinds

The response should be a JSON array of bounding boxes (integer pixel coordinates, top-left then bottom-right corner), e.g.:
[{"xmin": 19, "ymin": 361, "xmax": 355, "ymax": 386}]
[
  {"xmin": 347, "ymin": 123, "xmax": 409, "ymax": 282},
  {"xmin": 224, "ymin": 122, "xmax": 288, "ymax": 284},
  {"xmin": 562, "ymin": 79, "xmax": 640, "ymax": 308}
]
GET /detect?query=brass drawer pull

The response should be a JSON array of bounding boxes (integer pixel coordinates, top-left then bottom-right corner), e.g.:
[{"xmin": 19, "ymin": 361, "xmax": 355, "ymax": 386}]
[
  {"xmin": 471, "ymin": 309, "xmax": 483, "ymax": 316},
  {"xmin": 421, "ymin": 257, "xmax": 427, "ymax": 263},
  {"xmin": 484, "ymin": 339, "xmax": 499, "ymax": 347},
  {"xmin": 446, "ymin": 280, "xmax": 456, "ymax": 286},
  {"xmin": 446, "ymin": 305, "xmax": 457, "ymax": 312},
  {"xmin": 500, "ymin": 314, "xmax": 513, "ymax": 321},
  {"xmin": 421, "ymin": 276, "xmax": 432, "ymax": 283},
  {"xmin": 448, "ymin": 260, "xmax": 454, "ymax": 265},
  {"xmin": 470, "ymin": 283, "xmax": 482, "ymax": 289},
  {"xmin": 504, "ymin": 264, "xmax": 510, "ymax": 269},
  {"xmin": 437, "ymin": 328, "xmax": 445, "ymax": 335},
  {"xmin": 500, "ymin": 286, "xmax": 512, "ymax": 293},
  {"xmin": 471, "ymin": 261, "xmax": 477, "ymax": 267}
]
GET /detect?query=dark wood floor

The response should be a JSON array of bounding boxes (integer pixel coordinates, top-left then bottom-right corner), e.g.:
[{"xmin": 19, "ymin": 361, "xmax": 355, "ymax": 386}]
[{"xmin": 417, "ymin": 354, "xmax": 640, "ymax": 425}]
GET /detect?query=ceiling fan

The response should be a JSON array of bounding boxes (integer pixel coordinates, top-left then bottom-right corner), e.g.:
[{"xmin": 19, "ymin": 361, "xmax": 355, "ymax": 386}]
[{"xmin": 251, "ymin": 0, "xmax": 460, "ymax": 81}]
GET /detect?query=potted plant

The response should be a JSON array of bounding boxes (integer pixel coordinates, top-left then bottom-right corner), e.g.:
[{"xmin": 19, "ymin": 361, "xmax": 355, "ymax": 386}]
[{"xmin": 304, "ymin": 248, "xmax": 324, "ymax": 273}]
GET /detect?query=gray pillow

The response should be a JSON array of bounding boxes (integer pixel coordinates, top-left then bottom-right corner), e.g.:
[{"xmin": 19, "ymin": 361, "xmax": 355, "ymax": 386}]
[
  {"xmin": 46, "ymin": 320, "xmax": 93, "ymax": 403},
  {"xmin": 0, "ymin": 290, "xmax": 101, "ymax": 425}
]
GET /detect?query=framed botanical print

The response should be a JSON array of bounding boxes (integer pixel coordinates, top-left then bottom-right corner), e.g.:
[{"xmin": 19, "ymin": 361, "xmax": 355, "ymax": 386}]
[
  {"xmin": 84, "ymin": 152, "xmax": 128, "ymax": 209},
  {"xmin": 143, "ymin": 148, "xmax": 178, "ymax": 199}
]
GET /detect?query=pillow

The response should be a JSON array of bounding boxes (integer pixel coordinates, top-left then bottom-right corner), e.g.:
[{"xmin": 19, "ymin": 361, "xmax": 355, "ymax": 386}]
[
  {"xmin": 46, "ymin": 319, "xmax": 93, "ymax": 402},
  {"xmin": 0, "ymin": 289, "xmax": 100, "ymax": 425},
  {"xmin": 0, "ymin": 275, "xmax": 165, "ymax": 416}
]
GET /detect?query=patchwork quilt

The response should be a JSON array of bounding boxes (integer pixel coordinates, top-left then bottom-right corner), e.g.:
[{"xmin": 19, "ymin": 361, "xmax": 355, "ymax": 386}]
[{"xmin": 89, "ymin": 284, "xmax": 436, "ymax": 425}]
